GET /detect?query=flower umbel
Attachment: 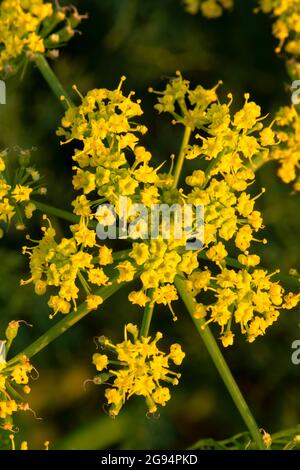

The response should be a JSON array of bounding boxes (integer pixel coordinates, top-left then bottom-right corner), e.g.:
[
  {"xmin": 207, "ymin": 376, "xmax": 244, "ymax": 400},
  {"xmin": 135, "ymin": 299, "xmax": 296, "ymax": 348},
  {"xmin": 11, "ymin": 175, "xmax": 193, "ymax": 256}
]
[
  {"xmin": 0, "ymin": 0, "xmax": 85, "ymax": 78},
  {"xmin": 21, "ymin": 217, "xmax": 113, "ymax": 317},
  {"xmin": 257, "ymin": 0, "xmax": 300, "ymax": 57},
  {"xmin": 0, "ymin": 148, "xmax": 46, "ymax": 236},
  {"xmin": 92, "ymin": 324, "xmax": 185, "ymax": 416},
  {"xmin": 0, "ymin": 324, "xmax": 35, "ymax": 433},
  {"xmin": 187, "ymin": 265, "xmax": 299, "ymax": 346},
  {"xmin": 270, "ymin": 106, "xmax": 300, "ymax": 191}
]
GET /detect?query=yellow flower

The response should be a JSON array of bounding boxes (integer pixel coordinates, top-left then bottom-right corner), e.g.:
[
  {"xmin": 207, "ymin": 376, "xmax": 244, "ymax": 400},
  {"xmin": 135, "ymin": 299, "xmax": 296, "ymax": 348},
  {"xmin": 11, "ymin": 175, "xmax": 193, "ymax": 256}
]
[
  {"xmin": 86, "ymin": 295, "xmax": 103, "ymax": 311},
  {"xmin": 169, "ymin": 344, "xmax": 185, "ymax": 365},
  {"xmin": 207, "ymin": 241, "xmax": 228, "ymax": 264},
  {"xmin": 0, "ymin": 198, "xmax": 15, "ymax": 223},
  {"xmin": 185, "ymin": 169, "xmax": 206, "ymax": 186},
  {"xmin": 141, "ymin": 186, "xmax": 160, "ymax": 206},
  {"xmin": 72, "ymin": 195, "xmax": 91, "ymax": 217},
  {"xmin": 141, "ymin": 269, "xmax": 160, "ymax": 289},
  {"xmin": 235, "ymin": 225, "xmax": 253, "ymax": 252},
  {"xmin": 48, "ymin": 296, "xmax": 71, "ymax": 316},
  {"xmin": 72, "ymin": 169, "xmax": 96, "ymax": 194},
  {"xmin": 24, "ymin": 202, "xmax": 36, "ymax": 219},
  {"xmin": 11, "ymin": 361, "xmax": 32, "ymax": 385},
  {"xmin": 283, "ymin": 293, "xmax": 300, "ymax": 309},
  {"xmin": 104, "ymin": 389, "xmax": 123, "ymax": 417},
  {"xmin": 220, "ymin": 331, "xmax": 235, "ymax": 347},
  {"xmin": 238, "ymin": 253, "xmax": 260, "ymax": 267},
  {"xmin": 92, "ymin": 353, "xmax": 108, "ymax": 371},
  {"xmin": 128, "ymin": 290, "xmax": 150, "ymax": 307},
  {"xmin": 233, "ymin": 95, "xmax": 261, "ymax": 130},
  {"xmin": 98, "ymin": 245, "xmax": 114, "ymax": 265},
  {"xmin": 178, "ymin": 251, "xmax": 199, "ymax": 275},
  {"xmin": 152, "ymin": 387, "xmax": 171, "ymax": 407},
  {"xmin": 88, "ymin": 268, "xmax": 109, "ymax": 286},
  {"xmin": 72, "ymin": 222, "xmax": 96, "ymax": 247},
  {"xmin": 26, "ymin": 32, "xmax": 45, "ymax": 53},
  {"xmin": 153, "ymin": 284, "xmax": 178, "ymax": 305},
  {"xmin": 193, "ymin": 303, "xmax": 207, "ymax": 319},
  {"xmin": 117, "ymin": 261, "xmax": 136, "ymax": 283},
  {"xmin": 129, "ymin": 243, "xmax": 149, "ymax": 266}
]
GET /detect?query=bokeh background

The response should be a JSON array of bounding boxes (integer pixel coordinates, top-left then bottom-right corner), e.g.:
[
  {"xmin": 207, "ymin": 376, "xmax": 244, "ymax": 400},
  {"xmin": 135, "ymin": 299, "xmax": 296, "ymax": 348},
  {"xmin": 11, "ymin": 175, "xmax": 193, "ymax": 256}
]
[{"xmin": 0, "ymin": 0, "xmax": 300, "ymax": 449}]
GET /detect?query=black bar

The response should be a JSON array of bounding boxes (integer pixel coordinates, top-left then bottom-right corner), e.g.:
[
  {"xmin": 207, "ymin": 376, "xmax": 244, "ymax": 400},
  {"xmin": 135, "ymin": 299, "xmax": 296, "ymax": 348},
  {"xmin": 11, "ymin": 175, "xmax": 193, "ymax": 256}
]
[{"xmin": 0, "ymin": 450, "xmax": 299, "ymax": 465}]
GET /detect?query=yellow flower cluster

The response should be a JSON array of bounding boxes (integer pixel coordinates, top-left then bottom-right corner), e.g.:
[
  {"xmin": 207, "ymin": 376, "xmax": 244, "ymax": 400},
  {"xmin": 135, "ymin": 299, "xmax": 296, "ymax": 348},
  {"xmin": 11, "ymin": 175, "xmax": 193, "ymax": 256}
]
[
  {"xmin": 257, "ymin": 0, "xmax": 300, "ymax": 56},
  {"xmin": 55, "ymin": 76, "xmax": 275, "ymax": 324},
  {"xmin": 149, "ymin": 73, "xmax": 299, "ymax": 343},
  {"xmin": 92, "ymin": 323, "xmax": 185, "ymax": 416},
  {"xmin": 0, "ymin": 0, "xmax": 85, "ymax": 77},
  {"xmin": 187, "ymin": 266, "xmax": 299, "ymax": 346},
  {"xmin": 270, "ymin": 106, "xmax": 300, "ymax": 191},
  {"xmin": 56, "ymin": 78, "xmax": 200, "ymax": 317},
  {"xmin": 127, "ymin": 239, "xmax": 198, "ymax": 318},
  {"xmin": 187, "ymin": 179, "xmax": 265, "ymax": 252},
  {"xmin": 0, "ymin": 322, "xmax": 34, "ymax": 431},
  {"xmin": 23, "ymin": 75, "xmax": 300, "ymax": 349},
  {"xmin": 183, "ymin": 0, "xmax": 233, "ymax": 17},
  {"xmin": 151, "ymin": 73, "xmax": 270, "ymax": 251},
  {"xmin": 0, "ymin": 148, "xmax": 45, "ymax": 237},
  {"xmin": 22, "ymin": 217, "xmax": 114, "ymax": 317},
  {"xmin": 57, "ymin": 78, "xmax": 162, "ymax": 208},
  {"xmin": 151, "ymin": 71, "xmax": 274, "ymax": 177}
]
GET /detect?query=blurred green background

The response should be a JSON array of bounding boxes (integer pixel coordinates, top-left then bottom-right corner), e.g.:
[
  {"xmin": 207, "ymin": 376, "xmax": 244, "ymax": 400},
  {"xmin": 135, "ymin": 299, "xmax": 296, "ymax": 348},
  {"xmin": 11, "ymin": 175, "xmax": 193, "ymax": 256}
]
[{"xmin": 0, "ymin": 0, "xmax": 300, "ymax": 449}]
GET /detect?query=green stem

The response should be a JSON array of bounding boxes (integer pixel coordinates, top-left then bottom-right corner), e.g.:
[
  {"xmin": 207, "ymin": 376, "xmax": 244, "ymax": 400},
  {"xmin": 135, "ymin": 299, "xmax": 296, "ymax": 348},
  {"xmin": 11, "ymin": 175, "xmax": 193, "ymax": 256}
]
[
  {"xmin": 204, "ymin": 149, "xmax": 225, "ymax": 183},
  {"xmin": 175, "ymin": 274, "xmax": 265, "ymax": 450},
  {"xmin": 6, "ymin": 280, "xmax": 124, "ymax": 365},
  {"xmin": 34, "ymin": 54, "xmax": 73, "ymax": 110},
  {"xmin": 139, "ymin": 288, "xmax": 155, "ymax": 338},
  {"xmin": 173, "ymin": 126, "xmax": 191, "ymax": 188},
  {"xmin": 33, "ymin": 200, "xmax": 81, "ymax": 225}
]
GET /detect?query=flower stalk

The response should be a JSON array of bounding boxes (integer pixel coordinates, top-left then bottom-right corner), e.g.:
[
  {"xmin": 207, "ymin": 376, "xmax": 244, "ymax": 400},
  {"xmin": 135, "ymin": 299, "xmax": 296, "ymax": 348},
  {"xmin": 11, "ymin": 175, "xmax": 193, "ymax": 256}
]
[
  {"xmin": 139, "ymin": 289, "xmax": 155, "ymax": 338},
  {"xmin": 173, "ymin": 126, "xmax": 191, "ymax": 188},
  {"xmin": 32, "ymin": 200, "xmax": 82, "ymax": 225},
  {"xmin": 175, "ymin": 274, "xmax": 265, "ymax": 450},
  {"xmin": 6, "ymin": 279, "xmax": 125, "ymax": 365},
  {"xmin": 34, "ymin": 54, "xmax": 73, "ymax": 110}
]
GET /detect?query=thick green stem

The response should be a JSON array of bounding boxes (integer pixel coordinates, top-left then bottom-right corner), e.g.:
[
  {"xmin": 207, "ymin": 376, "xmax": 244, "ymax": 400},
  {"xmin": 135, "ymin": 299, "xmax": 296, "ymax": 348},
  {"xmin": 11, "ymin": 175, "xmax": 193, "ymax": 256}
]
[
  {"xmin": 139, "ymin": 289, "xmax": 155, "ymax": 338},
  {"xmin": 173, "ymin": 126, "xmax": 191, "ymax": 188},
  {"xmin": 34, "ymin": 54, "xmax": 73, "ymax": 110},
  {"xmin": 175, "ymin": 274, "xmax": 265, "ymax": 450},
  {"xmin": 6, "ymin": 280, "xmax": 124, "ymax": 365}
]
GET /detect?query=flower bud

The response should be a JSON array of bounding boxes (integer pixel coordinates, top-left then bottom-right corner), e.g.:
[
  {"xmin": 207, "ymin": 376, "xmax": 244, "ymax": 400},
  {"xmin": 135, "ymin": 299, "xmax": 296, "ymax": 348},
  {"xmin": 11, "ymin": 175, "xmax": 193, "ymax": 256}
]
[{"xmin": 5, "ymin": 321, "xmax": 20, "ymax": 342}]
